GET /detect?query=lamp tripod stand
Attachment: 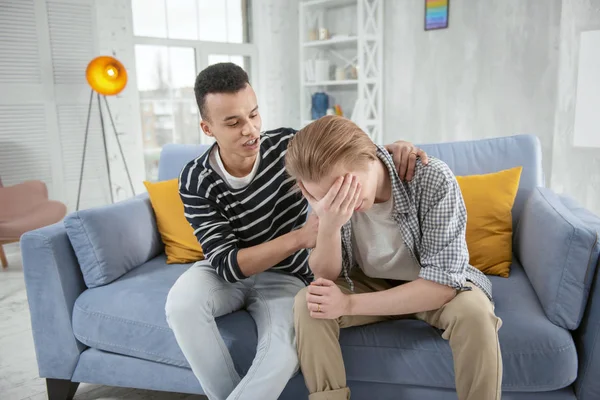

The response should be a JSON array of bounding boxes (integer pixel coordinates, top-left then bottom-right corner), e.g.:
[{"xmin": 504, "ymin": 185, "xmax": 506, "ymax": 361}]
[
  {"xmin": 76, "ymin": 89, "xmax": 135, "ymax": 211},
  {"xmin": 76, "ymin": 55, "xmax": 134, "ymax": 211}
]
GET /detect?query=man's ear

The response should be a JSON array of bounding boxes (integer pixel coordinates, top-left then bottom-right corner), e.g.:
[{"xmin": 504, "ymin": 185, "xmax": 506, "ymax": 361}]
[{"xmin": 200, "ymin": 120, "xmax": 213, "ymax": 137}]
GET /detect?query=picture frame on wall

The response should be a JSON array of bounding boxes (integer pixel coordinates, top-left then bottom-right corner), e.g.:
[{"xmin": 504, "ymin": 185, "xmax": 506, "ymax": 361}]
[{"xmin": 425, "ymin": 0, "xmax": 449, "ymax": 31}]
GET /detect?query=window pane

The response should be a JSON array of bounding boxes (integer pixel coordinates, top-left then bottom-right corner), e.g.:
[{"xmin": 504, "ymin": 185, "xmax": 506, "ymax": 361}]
[
  {"xmin": 133, "ymin": 0, "xmax": 249, "ymax": 43},
  {"xmin": 208, "ymin": 54, "xmax": 231, "ymax": 65},
  {"xmin": 167, "ymin": 0, "xmax": 198, "ymax": 40},
  {"xmin": 226, "ymin": 0, "xmax": 245, "ymax": 43},
  {"xmin": 198, "ymin": 0, "xmax": 248, "ymax": 43},
  {"xmin": 135, "ymin": 45, "xmax": 200, "ymax": 181},
  {"xmin": 198, "ymin": 0, "xmax": 227, "ymax": 42},
  {"xmin": 132, "ymin": 0, "xmax": 167, "ymax": 38},
  {"xmin": 169, "ymin": 47, "xmax": 197, "ymax": 89},
  {"xmin": 135, "ymin": 45, "xmax": 169, "ymax": 92},
  {"xmin": 208, "ymin": 54, "xmax": 245, "ymax": 69},
  {"xmin": 208, "ymin": 54, "xmax": 250, "ymax": 80}
]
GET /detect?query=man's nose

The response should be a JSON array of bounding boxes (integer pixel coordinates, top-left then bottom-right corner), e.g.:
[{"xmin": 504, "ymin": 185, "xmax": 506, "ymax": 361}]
[{"xmin": 241, "ymin": 120, "xmax": 256, "ymax": 136}]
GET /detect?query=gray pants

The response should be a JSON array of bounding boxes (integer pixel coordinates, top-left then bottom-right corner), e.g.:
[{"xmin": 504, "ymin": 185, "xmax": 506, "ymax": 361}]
[{"xmin": 165, "ymin": 261, "xmax": 305, "ymax": 400}]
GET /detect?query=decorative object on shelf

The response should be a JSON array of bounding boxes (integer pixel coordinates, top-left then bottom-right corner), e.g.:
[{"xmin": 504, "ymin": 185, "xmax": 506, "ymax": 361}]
[
  {"xmin": 311, "ymin": 92, "xmax": 330, "ymax": 120},
  {"xmin": 348, "ymin": 65, "xmax": 358, "ymax": 79},
  {"xmin": 318, "ymin": 13, "xmax": 330, "ymax": 40},
  {"xmin": 425, "ymin": 0, "xmax": 449, "ymax": 31},
  {"xmin": 319, "ymin": 27, "xmax": 330, "ymax": 40},
  {"xmin": 77, "ymin": 56, "xmax": 135, "ymax": 211},
  {"xmin": 315, "ymin": 59, "xmax": 331, "ymax": 81},
  {"xmin": 334, "ymin": 104, "xmax": 344, "ymax": 116},
  {"xmin": 335, "ymin": 66, "xmax": 346, "ymax": 81}
]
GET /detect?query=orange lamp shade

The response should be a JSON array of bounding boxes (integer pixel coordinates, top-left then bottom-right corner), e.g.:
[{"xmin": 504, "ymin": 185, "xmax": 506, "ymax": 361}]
[{"xmin": 86, "ymin": 56, "xmax": 128, "ymax": 96}]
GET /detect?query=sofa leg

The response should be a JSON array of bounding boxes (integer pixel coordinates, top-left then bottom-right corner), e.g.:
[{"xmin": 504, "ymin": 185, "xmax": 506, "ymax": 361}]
[{"xmin": 46, "ymin": 379, "xmax": 79, "ymax": 400}]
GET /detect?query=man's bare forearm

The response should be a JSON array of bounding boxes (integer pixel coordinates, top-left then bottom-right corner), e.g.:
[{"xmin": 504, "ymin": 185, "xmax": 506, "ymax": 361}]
[
  {"xmin": 348, "ymin": 278, "xmax": 456, "ymax": 316},
  {"xmin": 236, "ymin": 231, "xmax": 303, "ymax": 276},
  {"xmin": 308, "ymin": 226, "xmax": 342, "ymax": 281}
]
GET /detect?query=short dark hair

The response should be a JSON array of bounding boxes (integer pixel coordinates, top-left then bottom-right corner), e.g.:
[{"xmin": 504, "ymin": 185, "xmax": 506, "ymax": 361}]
[{"xmin": 194, "ymin": 62, "xmax": 250, "ymax": 121}]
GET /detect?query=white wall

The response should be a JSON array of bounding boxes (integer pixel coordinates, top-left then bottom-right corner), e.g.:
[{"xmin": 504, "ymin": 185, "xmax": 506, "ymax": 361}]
[
  {"xmin": 551, "ymin": 0, "xmax": 600, "ymax": 215},
  {"xmin": 382, "ymin": 0, "xmax": 562, "ymax": 181},
  {"xmin": 253, "ymin": 0, "xmax": 300, "ymax": 130}
]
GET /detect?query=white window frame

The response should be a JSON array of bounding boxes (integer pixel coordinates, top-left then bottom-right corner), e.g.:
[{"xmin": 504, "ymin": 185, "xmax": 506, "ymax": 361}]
[{"xmin": 130, "ymin": 1, "xmax": 259, "ymax": 149}]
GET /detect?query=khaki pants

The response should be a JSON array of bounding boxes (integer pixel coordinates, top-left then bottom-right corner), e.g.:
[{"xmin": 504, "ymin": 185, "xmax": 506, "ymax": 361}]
[{"xmin": 294, "ymin": 269, "xmax": 503, "ymax": 400}]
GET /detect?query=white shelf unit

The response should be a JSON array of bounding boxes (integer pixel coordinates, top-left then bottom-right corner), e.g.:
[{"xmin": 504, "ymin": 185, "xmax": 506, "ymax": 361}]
[
  {"xmin": 304, "ymin": 79, "xmax": 358, "ymax": 86},
  {"xmin": 302, "ymin": 36, "xmax": 358, "ymax": 47},
  {"xmin": 299, "ymin": 0, "xmax": 384, "ymax": 143},
  {"xmin": 302, "ymin": 0, "xmax": 357, "ymax": 9}
]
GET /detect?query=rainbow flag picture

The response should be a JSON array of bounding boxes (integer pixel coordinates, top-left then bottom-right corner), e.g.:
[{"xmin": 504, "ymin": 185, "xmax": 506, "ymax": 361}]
[{"xmin": 425, "ymin": 0, "xmax": 449, "ymax": 30}]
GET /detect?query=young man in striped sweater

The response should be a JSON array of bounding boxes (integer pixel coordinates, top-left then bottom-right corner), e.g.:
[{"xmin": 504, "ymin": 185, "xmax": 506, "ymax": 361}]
[{"xmin": 165, "ymin": 63, "xmax": 428, "ymax": 400}]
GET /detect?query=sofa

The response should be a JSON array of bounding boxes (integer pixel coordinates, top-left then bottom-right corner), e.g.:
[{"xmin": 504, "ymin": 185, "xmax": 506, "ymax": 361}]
[{"xmin": 22, "ymin": 135, "xmax": 600, "ymax": 400}]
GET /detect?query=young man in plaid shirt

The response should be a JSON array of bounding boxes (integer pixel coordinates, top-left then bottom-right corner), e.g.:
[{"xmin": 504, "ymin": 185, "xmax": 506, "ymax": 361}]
[{"xmin": 286, "ymin": 115, "xmax": 502, "ymax": 400}]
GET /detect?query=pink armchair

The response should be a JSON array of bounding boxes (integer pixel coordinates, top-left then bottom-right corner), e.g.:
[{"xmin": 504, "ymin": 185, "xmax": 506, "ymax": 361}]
[{"xmin": 0, "ymin": 178, "xmax": 67, "ymax": 268}]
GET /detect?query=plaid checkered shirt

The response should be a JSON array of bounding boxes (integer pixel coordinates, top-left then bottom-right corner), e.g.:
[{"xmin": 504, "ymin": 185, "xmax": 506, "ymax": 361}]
[{"xmin": 339, "ymin": 145, "xmax": 493, "ymax": 301}]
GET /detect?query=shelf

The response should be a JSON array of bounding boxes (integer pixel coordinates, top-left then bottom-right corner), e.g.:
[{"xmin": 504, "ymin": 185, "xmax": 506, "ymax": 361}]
[
  {"xmin": 304, "ymin": 80, "xmax": 358, "ymax": 87},
  {"xmin": 301, "ymin": 0, "xmax": 356, "ymax": 9},
  {"xmin": 303, "ymin": 36, "xmax": 357, "ymax": 48}
]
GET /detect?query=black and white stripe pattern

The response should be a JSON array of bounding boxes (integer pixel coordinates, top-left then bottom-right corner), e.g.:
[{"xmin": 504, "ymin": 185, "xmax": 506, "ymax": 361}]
[{"xmin": 179, "ymin": 128, "xmax": 312, "ymax": 284}]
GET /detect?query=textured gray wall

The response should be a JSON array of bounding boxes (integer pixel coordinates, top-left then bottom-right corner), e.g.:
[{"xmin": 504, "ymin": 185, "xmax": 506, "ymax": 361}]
[
  {"xmin": 382, "ymin": 0, "xmax": 562, "ymax": 181},
  {"xmin": 551, "ymin": 0, "xmax": 600, "ymax": 215},
  {"xmin": 253, "ymin": 0, "xmax": 300, "ymax": 131}
]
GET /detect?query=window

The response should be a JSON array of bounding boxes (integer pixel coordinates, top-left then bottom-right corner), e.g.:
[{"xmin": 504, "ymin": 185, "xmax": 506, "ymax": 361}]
[{"xmin": 132, "ymin": 0, "xmax": 256, "ymax": 181}]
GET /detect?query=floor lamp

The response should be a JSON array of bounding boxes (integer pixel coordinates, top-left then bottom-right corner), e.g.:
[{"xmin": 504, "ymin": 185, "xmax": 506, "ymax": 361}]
[{"xmin": 77, "ymin": 56, "xmax": 135, "ymax": 210}]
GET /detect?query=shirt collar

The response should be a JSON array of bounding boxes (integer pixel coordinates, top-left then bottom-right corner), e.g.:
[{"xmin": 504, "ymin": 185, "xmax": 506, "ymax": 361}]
[{"xmin": 375, "ymin": 145, "xmax": 413, "ymax": 215}]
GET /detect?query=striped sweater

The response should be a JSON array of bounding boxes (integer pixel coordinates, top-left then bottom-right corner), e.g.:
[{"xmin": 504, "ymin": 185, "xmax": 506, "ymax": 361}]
[{"xmin": 178, "ymin": 128, "xmax": 312, "ymax": 284}]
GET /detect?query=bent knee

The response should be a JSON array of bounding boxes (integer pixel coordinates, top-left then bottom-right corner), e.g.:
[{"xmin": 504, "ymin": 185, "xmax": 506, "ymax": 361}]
[
  {"xmin": 165, "ymin": 270, "xmax": 213, "ymax": 322},
  {"xmin": 453, "ymin": 299, "xmax": 500, "ymax": 332}
]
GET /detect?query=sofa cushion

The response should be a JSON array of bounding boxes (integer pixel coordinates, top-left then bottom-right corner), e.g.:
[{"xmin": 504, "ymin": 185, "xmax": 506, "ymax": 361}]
[
  {"xmin": 456, "ymin": 166, "xmax": 522, "ymax": 277},
  {"xmin": 340, "ymin": 261, "xmax": 577, "ymax": 392},
  {"xmin": 64, "ymin": 194, "xmax": 164, "ymax": 288},
  {"xmin": 72, "ymin": 256, "xmax": 577, "ymax": 392},
  {"xmin": 143, "ymin": 179, "xmax": 205, "ymax": 264},
  {"xmin": 72, "ymin": 255, "xmax": 257, "ymax": 376},
  {"xmin": 515, "ymin": 187, "xmax": 600, "ymax": 330}
]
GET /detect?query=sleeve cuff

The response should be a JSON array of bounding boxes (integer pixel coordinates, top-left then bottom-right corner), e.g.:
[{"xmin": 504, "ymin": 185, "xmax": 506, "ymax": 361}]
[{"xmin": 418, "ymin": 266, "xmax": 466, "ymax": 291}]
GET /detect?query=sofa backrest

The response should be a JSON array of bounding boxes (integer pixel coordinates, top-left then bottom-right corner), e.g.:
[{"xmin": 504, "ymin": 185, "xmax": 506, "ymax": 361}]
[
  {"xmin": 158, "ymin": 143, "xmax": 211, "ymax": 182},
  {"xmin": 158, "ymin": 134, "xmax": 543, "ymax": 224},
  {"xmin": 418, "ymin": 134, "xmax": 544, "ymax": 225}
]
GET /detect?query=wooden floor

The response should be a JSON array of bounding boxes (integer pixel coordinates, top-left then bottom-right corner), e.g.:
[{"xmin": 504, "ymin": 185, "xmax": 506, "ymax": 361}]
[{"xmin": 0, "ymin": 245, "xmax": 206, "ymax": 400}]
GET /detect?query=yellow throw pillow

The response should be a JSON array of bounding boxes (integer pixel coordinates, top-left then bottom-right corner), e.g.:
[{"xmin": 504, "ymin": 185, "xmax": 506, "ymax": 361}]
[
  {"xmin": 456, "ymin": 167, "xmax": 522, "ymax": 277},
  {"xmin": 144, "ymin": 179, "xmax": 205, "ymax": 264}
]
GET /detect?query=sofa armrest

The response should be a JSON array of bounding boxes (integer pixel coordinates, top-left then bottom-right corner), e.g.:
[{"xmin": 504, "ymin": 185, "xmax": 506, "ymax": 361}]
[
  {"xmin": 574, "ymin": 267, "xmax": 600, "ymax": 399},
  {"xmin": 514, "ymin": 188, "xmax": 599, "ymax": 330},
  {"xmin": 21, "ymin": 222, "xmax": 88, "ymax": 380},
  {"xmin": 515, "ymin": 188, "xmax": 600, "ymax": 398}
]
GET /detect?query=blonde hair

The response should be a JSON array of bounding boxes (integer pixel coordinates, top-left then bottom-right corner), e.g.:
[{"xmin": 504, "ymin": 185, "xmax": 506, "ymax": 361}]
[{"xmin": 286, "ymin": 115, "xmax": 377, "ymax": 182}]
